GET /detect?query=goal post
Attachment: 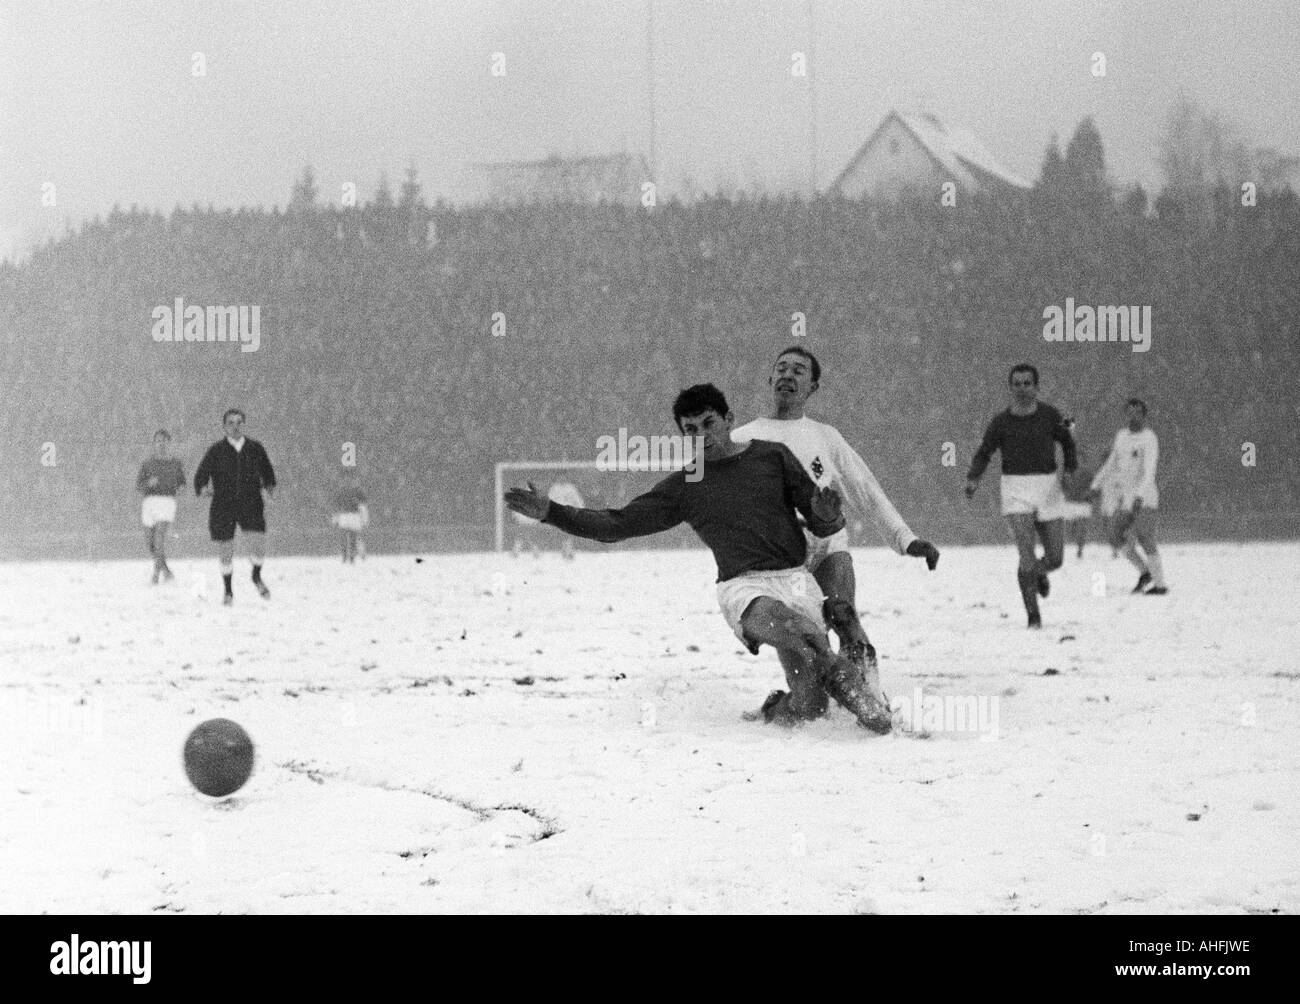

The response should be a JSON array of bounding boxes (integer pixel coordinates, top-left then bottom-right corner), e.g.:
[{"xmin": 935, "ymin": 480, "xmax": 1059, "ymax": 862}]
[{"xmin": 493, "ymin": 459, "xmax": 691, "ymax": 553}]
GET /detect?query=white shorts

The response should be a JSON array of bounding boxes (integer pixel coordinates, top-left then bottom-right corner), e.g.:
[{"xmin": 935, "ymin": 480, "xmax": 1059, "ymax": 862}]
[
  {"xmin": 141, "ymin": 495, "xmax": 176, "ymax": 527},
  {"xmin": 334, "ymin": 512, "xmax": 366, "ymax": 531},
  {"xmin": 717, "ymin": 567, "xmax": 826, "ymax": 655},
  {"xmin": 1000, "ymin": 474, "xmax": 1066, "ymax": 521},
  {"xmin": 1060, "ymin": 501, "xmax": 1093, "ymax": 521},
  {"xmin": 803, "ymin": 526, "xmax": 850, "ymax": 571}
]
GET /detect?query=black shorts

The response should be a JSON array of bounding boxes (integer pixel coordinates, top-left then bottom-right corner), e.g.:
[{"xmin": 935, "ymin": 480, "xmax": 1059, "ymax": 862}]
[{"xmin": 210, "ymin": 508, "xmax": 267, "ymax": 542}]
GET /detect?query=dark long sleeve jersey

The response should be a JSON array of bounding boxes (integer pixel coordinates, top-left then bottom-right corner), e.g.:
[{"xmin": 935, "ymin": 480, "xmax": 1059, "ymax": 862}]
[
  {"xmin": 137, "ymin": 457, "xmax": 186, "ymax": 496},
  {"xmin": 543, "ymin": 439, "xmax": 844, "ymax": 582},
  {"xmin": 967, "ymin": 403, "xmax": 1077, "ymax": 479},
  {"xmin": 194, "ymin": 439, "xmax": 276, "ymax": 504}
]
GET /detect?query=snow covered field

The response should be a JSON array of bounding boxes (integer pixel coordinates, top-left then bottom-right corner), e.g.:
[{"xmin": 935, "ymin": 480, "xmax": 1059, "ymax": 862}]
[{"xmin": 2, "ymin": 542, "xmax": 1296, "ymax": 914}]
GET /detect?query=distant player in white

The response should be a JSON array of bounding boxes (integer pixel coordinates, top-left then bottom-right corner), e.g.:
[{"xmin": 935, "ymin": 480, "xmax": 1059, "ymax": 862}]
[
  {"xmin": 331, "ymin": 468, "xmax": 370, "ymax": 563},
  {"xmin": 733, "ymin": 347, "xmax": 939, "ymax": 706},
  {"xmin": 136, "ymin": 429, "xmax": 185, "ymax": 584},
  {"xmin": 1090, "ymin": 398, "xmax": 1168, "ymax": 594},
  {"xmin": 513, "ymin": 481, "xmax": 583, "ymax": 559}
]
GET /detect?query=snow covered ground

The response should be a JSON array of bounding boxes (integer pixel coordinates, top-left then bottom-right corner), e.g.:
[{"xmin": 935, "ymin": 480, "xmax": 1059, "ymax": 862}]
[{"xmin": 1, "ymin": 542, "xmax": 1296, "ymax": 914}]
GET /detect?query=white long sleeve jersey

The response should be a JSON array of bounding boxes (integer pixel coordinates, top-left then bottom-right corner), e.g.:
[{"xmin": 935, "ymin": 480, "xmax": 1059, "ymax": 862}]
[
  {"xmin": 731, "ymin": 416, "xmax": 917, "ymax": 554},
  {"xmin": 1091, "ymin": 427, "xmax": 1159, "ymax": 508}
]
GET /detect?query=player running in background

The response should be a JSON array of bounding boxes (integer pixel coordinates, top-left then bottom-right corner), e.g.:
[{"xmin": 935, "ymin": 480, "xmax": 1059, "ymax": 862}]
[
  {"xmin": 1059, "ymin": 442, "xmax": 1096, "ymax": 559},
  {"xmin": 505, "ymin": 383, "xmax": 903, "ymax": 733},
  {"xmin": 1090, "ymin": 398, "xmax": 1168, "ymax": 595},
  {"xmin": 331, "ymin": 469, "xmax": 369, "ymax": 563},
  {"xmin": 194, "ymin": 409, "xmax": 277, "ymax": 604},
  {"xmin": 965, "ymin": 364, "xmax": 1077, "ymax": 628},
  {"xmin": 136, "ymin": 429, "xmax": 185, "ymax": 584},
  {"xmin": 732, "ymin": 346, "xmax": 939, "ymax": 708}
]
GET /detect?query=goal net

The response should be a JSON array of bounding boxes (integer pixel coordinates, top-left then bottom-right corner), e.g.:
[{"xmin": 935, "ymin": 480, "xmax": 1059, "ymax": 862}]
[{"xmin": 493, "ymin": 460, "xmax": 700, "ymax": 553}]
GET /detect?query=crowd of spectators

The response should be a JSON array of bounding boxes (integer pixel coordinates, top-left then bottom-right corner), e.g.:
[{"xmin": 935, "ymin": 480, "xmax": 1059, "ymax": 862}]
[{"xmin": 1, "ymin": 179, "xmax": 1297, "ymax": 555}]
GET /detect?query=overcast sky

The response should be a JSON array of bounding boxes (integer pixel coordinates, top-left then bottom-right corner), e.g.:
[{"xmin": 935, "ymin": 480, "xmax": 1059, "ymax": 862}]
[{"xmin": 3, "ymin": 0, "xmax": 1298, "ymax": 259}]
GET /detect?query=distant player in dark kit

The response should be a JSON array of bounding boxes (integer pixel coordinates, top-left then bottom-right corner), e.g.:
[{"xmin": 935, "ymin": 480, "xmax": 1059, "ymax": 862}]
[
  {"xmin": 331, "ymin": 469, "xmax": 369, "ymax": 563},
  {"xmin": 194, "ymin": 409, "xmax": 277, "ymax": 604},
  {"xmin": 732, "ymin": 346, "xmax": 939, "ymax": 709},
  {"xmin": 1090, "ymin": 398, "xmax": 1168, "ymax": 595},
  {"xmin": 136, "ymin": 429, "xmax": 185, "ymax": 584},
  {"xmin": 965, "ymin": 364, "xmax": 1077, "ymax": 628},
  {"xmin": 506, "ymin": 384, "xmax": 937, "ymax": 732}
]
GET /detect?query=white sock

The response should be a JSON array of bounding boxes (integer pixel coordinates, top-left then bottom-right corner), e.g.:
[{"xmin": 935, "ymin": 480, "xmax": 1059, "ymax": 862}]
[{"xmin": 1146, "ymin": 552, "xmax": 1166, "ymax": 588}]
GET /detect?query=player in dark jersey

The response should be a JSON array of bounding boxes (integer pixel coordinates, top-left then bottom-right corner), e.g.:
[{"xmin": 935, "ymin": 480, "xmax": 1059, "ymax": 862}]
[
  {"xmin": 193, "ymin": 409, "xmax": 277, "ymax": 604},
  {"xmin": 136, "ymin": 429, "xmax": 185, "ymax": 584},
  {"xmin": 965, "ymin": 364, "xmax": 1077, "ymax": 628},
  {"xmin": 506, "ymin": 384, "xmax": 938, "ymax": 732}
]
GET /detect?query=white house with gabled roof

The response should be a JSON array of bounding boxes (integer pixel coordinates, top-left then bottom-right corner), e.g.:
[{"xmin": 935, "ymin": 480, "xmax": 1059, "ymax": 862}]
[{"xmin": 830, "ymin": 110, "xmax": 1030, "ymax": 200}]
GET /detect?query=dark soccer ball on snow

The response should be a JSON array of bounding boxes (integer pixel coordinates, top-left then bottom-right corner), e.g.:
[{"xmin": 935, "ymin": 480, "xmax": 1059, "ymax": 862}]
[{"xmin": 183, "ymin": 718, "xmax": 254, "ymax": 797}]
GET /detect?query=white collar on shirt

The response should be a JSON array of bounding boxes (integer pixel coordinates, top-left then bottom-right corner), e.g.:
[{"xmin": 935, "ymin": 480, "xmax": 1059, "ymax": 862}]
[{"xmin": 226, "ymin": 436, "xmax": 246, "ymax": 451}]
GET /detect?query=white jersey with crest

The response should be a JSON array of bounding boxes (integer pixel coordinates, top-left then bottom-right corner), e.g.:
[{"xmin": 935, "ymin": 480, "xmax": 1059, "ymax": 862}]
[
  {"xmin": 731, "ymin": 415, "xmax": 916, "ymax": 554},
  {"xmin": 1090, "ymin": 427, "xmax": 1159, "ymax": 508}
]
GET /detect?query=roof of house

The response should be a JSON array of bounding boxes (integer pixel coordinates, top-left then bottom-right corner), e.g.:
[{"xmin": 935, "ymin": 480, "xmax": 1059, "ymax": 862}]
[{"xmin": 832, "ymin": 110, "xmax": 1031, "ymax": 194}]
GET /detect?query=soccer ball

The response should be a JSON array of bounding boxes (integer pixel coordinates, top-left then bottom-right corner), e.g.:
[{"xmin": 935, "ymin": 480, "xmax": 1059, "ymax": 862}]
[{"xmin": 183, "ymin": 718, "xmax": 255, "ymax": 797}]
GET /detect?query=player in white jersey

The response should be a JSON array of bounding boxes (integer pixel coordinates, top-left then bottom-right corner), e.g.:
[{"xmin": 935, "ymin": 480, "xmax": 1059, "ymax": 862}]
[
  {"xmin": 1090, "ymin": 398, "xmax": 1168, "ymax": 594},
  {"xmin": 733, "ymin": 347, "xmax": 939, "ymax": 710}
]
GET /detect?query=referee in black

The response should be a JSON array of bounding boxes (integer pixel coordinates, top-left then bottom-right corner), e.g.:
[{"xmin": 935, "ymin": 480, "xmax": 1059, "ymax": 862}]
[{"xmin": 194, "ymin": 408, "xmax": 277, "ymax": 604}]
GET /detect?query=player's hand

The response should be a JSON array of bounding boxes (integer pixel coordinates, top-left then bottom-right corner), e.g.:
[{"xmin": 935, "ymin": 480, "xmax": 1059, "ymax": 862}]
[
  {"xmin": 504, "ymin": 481, "xmax": 550, "ymax": 521},
  {"xmin": 809, "ymin": 486, "xmax": 843, "ymax": 523},
  {"xmin": 147, "ymin": 476, "xmax": 158, "ymax": 487},
  {"xmin": 906, "ymin": 539, "xmax": 940, "ymax": 570},
  {"xmin": 964, "ymin": 478, "xmax": 979, "ymax": 499}
]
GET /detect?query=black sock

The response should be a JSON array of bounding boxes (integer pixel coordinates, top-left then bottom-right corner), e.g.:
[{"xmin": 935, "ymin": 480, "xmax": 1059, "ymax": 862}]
[
  {"xmin": 251, "ymin": 564, "xmax": 263, "ymax": 583},
  {"xmin": 222, "ymin": 572, "xmax": 233, "ymax": 595},
  {"xmin": 1017, "ymin": 568, "xmax": 1039, "ymax": 615}
]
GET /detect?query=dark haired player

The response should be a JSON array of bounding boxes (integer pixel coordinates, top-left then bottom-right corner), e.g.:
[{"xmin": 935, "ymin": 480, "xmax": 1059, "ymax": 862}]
[
  {"xmin": 136, "ymin": 429, "xmax": 185, "ymax": 584},
  {"xmin": 1090, "ymin": 398, "xmax": 1168, "ymax": 594},
  {"xmin": 965, "ymin": 365, "xmax": 1077, "ymax": 628},
  {"xmin": 194, "ymin": 409, "xmax": 277, "ymax": 604},
  {"xmin": 733, "ymin": 346, "xmax": 939, "ymax": 708},
  {"xmin": 505, "ymin": 384, "xmax": 907, "ymax": 732}
]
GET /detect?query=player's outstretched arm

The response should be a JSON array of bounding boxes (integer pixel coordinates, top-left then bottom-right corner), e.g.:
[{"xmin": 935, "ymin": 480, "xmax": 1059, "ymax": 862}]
[
  {"xmin": 506, "ymin": 478, "xmax": 684, "ymax": 544},
  {"xmin": 830, "ymin": 430, "xmax": 918, "ymax": 554},
  {"xmin": 504, "ymin": 482, "xmax": 550, "ymax": 521}
]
